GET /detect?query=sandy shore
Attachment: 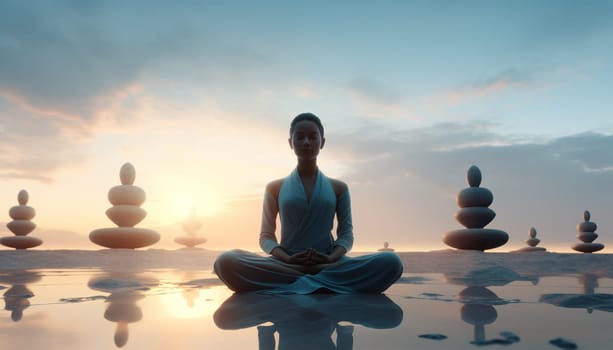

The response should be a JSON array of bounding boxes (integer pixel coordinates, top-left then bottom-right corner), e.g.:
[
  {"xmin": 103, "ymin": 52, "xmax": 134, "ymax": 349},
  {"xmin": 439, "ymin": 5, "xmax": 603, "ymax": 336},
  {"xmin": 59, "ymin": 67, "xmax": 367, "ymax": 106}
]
[
  {"xmin": 1, "ymin": 249, "xmax": 611, "ymax": 350},
  {"xmin": 0, "ymin": 249, "xmax": 611, "ymax": 278}
]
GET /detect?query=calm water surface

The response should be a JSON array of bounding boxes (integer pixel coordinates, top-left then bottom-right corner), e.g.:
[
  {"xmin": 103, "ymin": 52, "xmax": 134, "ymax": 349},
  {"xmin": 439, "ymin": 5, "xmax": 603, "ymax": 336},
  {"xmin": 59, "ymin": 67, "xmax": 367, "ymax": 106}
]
[{"xmin": 0, "ymin": 268, "xmax": 611, "ymax": 349}]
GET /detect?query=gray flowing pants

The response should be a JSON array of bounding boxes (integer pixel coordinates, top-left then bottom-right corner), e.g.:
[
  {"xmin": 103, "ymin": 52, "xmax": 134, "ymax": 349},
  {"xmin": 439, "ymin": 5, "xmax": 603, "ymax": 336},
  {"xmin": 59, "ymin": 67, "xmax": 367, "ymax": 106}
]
[{"xmin": 214, "ymin": 249, "xmax": 403, "ymax": 294}]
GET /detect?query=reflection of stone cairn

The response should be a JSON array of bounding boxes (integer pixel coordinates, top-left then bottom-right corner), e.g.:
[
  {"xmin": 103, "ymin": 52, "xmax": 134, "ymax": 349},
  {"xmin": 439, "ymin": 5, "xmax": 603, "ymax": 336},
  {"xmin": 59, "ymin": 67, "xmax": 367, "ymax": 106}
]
[
  {"xmin": 445, "ymin": 268, "xmax": 520, "ymax": 346},
  {"xmin": 88, "ymin": 273, "xmax": 154, "ymax": 348},
  {"xmin": 0, "ymin": 271, "xmax": 42, "ymax": 322},
  {"xmin": 106, "ymin": 292, "xmax": 144, "ymax": 348},
  {"xmin": 377, "ymin": 241, "xmax": 395, "ymax": 252},
  {"xmin": 572, "ymin": 210, "xmax": 604, "ymax": 253},
  {"xmin": 515, "ymin": 227, "xmax": 546, "ymax": 252},
  {"xmin": 443, "ymin": 166, "xmax": 508, "ymax": 251},
  {"xmin": 458, "ymin": 286, "xmax": 500, "ymax": 344},
  {"xmin": 90, "ymin": 163, "xmax": 160, "ymax": 249},
  {"xmin": 1, "ymin": 190, "xmax": 42, "ymax": 249},
  {"xmin": 540, "ymin": 273, "xmax": 604, "ymax": 314},
  {"xmin": 174, "ymin": 208, "xmax": 207, "ymax": 249},
  {"xmin": 183, "ymin": 287, "xmax": 199, "ymax": 308}
]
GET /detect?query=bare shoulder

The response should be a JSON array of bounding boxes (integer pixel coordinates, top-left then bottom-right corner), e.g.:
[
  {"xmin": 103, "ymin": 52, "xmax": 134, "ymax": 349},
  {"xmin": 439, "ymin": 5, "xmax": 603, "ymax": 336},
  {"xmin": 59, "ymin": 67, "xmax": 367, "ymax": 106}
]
[
  {"xmin": 265, "ymin": 178, "xmax": 285, "ymax": 197},
  {"xmin": 329, "ymin": 178, "xmax": 349, "ymax": 197}
]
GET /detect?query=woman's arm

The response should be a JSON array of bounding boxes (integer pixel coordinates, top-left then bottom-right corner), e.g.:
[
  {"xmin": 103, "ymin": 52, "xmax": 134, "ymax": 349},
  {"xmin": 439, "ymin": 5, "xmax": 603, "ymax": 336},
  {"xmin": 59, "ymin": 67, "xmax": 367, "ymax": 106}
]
[
  {"xmin": 332, "ymin": 180, "xmax": 354, "ymax": 253},
  {"xmin": 259, "ymin": 181, "xmax": 282, "ymax": 254}
]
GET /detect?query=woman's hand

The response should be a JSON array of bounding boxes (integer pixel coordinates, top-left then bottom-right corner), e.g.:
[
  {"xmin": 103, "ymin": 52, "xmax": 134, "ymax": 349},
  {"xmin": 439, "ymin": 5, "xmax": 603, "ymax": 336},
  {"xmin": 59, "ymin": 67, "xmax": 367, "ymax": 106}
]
[
  {"xmin": 287, "ymin": 250, "xmax": 314, "ymax": 265},
  {"xmin": 271, "ymin": 247, "xmax": 313, "ymax": 265},
  {"xmin": 271, "ymin": 246, "xmax": 346, "ymax": 266},
  {"xmin": 314, "ymin": 246, "xmax": 346, "ymax": 264},
  {"xmin": 309, "ymin": 251, "xmax": 333, "ymax": 264}
]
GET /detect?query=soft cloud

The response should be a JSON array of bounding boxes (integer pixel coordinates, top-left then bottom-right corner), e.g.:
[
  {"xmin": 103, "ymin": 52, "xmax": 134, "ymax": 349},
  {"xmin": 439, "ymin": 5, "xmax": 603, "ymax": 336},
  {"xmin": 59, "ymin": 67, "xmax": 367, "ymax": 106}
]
[
  {"xmin": 445, "ymin": 69, "xmax": 533, "ymax": 105},
  {"xmin": 0, "ymin": 1, "xmax": 279, "ymax": 121},
  {"xmin": 0, "ymin": 1, "xmax": 288, "ymax": 182},
  {"xmin": 0, "ymin": 99, "xmax": 86, "ymax": 182},
  {"xmin": 346, "ymin": 77, "xmax": 402, "ymax": 106},
  {"xmin": 549, "ymin": 132, "xmax": 613, "ymax": 172},
  {"xmin": 326, "ymin": 122, "xmax": 613, "ymax": 251}
]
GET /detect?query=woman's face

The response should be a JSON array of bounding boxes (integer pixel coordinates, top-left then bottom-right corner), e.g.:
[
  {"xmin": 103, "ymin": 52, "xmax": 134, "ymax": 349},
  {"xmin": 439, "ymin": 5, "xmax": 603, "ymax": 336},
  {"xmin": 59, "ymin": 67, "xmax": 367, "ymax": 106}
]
[{"xmin": 289, "ymin": 120, "xmax": 325, "ymax": 160}]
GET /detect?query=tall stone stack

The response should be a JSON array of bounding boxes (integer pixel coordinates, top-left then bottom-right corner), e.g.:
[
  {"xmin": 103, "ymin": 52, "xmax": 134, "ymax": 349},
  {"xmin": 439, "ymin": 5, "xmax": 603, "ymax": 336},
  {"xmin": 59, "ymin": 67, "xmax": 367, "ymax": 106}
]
[
  {"xmin": 89, "ymin": 163, "xmax": 160, "ymax": 249},
  {"xmin": 572, "ymin": 210, "xmax": 604, "ymax": 253},
  {"xmin": 443, "ymin": 165, "xmax": 508, "ymax": 251},
  {"xmin": 1, "ymin": 190, "xmax": 42, "ymax": 249}
]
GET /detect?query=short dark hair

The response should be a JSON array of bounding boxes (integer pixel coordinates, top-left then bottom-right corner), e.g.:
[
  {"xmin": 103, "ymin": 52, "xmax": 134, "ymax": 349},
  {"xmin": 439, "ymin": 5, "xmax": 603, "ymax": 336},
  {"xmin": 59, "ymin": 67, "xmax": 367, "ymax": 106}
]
[{"xmin": 290, "ymin": 112, "xmax": 324, "ymax": 138}]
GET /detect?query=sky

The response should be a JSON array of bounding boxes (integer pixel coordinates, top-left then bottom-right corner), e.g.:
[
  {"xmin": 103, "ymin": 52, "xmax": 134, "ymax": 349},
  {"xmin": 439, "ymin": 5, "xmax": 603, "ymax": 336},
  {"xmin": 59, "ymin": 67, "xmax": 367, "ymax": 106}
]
[{"xmin": 1, "ymin": 0, "xmax": 613, "ymax": 252}]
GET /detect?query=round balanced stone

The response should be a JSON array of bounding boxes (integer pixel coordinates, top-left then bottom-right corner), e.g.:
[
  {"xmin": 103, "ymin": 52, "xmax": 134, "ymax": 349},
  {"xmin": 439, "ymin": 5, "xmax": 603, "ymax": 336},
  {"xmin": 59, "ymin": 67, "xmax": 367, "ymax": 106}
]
[
  {"xmin": 106, "ymin": 206, "xmax": 147, "ymax": 227},
  {"xmin": 9, "ymin": 205, "xmax": 35, "ymax": 221},
  {"xmin": 516, "ymin": 245, "xmax": 546, "ymax": 252},
  {"xmin": 572, "ymin": 242, "xmax": 604, "ymax": 253},
  {"xmin": 455, "ymin": 207, "xmax": 496, "ymax": 229},
  {"xmin": 108, "ymin": 186, "xmax": 146, "ymax": 206},
  {"xmin": 174, "ymin": 236, "xmax": 208, "ymax": 248},
  {"xmin": 0, "ymin": 236, "xmax": 43, "ymax": 249},
  {"xmin": 6, "ymin": 220, "xmax": 36, "ymax": 236},
  {"xmin": 443, "ymin": 228, "xmax": 509, "ymax": 251},
  {"xmin": 457, "ymin": 187, "xmax": 493, "ymax": 208},
  {"xmin": 90, "ymin": 228, "xmax": 160, "ymax": 249}
]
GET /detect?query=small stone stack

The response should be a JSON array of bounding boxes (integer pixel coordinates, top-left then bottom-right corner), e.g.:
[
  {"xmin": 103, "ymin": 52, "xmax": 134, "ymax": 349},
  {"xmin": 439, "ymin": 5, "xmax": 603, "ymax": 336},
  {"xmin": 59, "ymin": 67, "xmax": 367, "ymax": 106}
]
[
  {"xmin": 174, "ymin": 208, "xmax": 207, "ymax": 249},
  {"xmin": 377, "ymin": 241, "xmax": 394, "ymax": 252},
  {"xmin": 572, "ymin": 210, "xmax": 604, "ymax": 253},
  {"xmin": 1, "ymin": 190, "xmax": 42, "ymax": 249},
  {"xmin": 515, "ymin": 227, "xmax": 546, "ymax": 252}
]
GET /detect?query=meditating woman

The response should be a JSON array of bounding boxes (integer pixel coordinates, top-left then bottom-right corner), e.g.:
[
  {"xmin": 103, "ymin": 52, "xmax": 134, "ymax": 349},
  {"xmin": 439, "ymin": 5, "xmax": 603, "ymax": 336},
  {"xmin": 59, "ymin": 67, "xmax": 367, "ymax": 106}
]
[{"xmin": 214, "ymin": 113, "xmax": 403, "ymax": 294}]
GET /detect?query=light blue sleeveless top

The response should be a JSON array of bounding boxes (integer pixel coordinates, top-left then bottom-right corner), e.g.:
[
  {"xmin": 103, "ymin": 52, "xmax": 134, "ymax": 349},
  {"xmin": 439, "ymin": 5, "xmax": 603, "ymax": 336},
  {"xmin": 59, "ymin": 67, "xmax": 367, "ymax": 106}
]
[{"xmin": 260, "ymin": 168, "xmax": 353, "ymax": 255}]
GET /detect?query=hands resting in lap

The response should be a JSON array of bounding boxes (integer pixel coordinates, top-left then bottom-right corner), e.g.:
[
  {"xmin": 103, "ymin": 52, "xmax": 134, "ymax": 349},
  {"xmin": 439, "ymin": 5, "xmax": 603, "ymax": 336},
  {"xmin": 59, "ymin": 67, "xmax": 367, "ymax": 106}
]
[{"xmin": 271, "ymin": 246, "xmax": 346, "ymax": 274}]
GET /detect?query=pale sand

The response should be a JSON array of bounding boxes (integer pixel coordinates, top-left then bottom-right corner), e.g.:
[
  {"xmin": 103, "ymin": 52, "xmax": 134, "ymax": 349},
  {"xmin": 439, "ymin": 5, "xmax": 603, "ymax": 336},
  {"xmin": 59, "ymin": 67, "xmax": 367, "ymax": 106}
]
[
  {"xmin": 0, "ymin": 249, "xmax": 611, "ymax": 277},
  {"xmin": 0, "ymin": 249, "xmax": 611, "ymax": 349}
]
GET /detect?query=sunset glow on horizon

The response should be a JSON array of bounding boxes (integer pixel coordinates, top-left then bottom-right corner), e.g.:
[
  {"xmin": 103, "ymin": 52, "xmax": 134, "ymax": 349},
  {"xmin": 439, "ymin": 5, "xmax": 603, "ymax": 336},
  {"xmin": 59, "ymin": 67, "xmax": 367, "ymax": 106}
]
[{"xmin": 1, "ymin": 1, "xmax": 613, "ymax": 253}]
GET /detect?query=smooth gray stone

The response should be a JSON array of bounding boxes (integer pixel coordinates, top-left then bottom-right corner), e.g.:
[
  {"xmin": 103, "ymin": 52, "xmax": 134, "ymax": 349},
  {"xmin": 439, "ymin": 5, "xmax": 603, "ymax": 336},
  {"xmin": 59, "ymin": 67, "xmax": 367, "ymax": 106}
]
[
  {"xmin": 457, "ymin": 187, "xmax": 493, "ymax": 207},
  {"xmin": 455, "ymin": 207, "xmax": 495, "ymax": 229},
  {"xmin": 467, "ymin": 165, "xmax": 482, "ymax": 187},
  {"xmin": 443, "ymin": 228, "xmax": 508, "ymax": 251},
  {"xmin": 515, "ymin": 246, "xmax": 547, "ymax": 252},
  {"xmin": 0, "ymin": 236, "xmax": 43, "ymax": 249},
  {"xmin": 418, "ymin": 334, "xmax": 447, "ymax": 341},
  {"xmin": 577, "ymin": 221, "xmax": 597, "ymax": 233},
  {"xmin": 571, "ymin": 243, "xmax": 604, "ymax": 253},
  {"xmin": 549, "ymin": 338, "xmax": 577, "ymax": 349},
  {"xmin": 577, "ymin": 232, "xmax": 598, "ymax": 243},
  {"xmin": 89, "ymin": 227, "xmax": 160, "ymax": 249}
]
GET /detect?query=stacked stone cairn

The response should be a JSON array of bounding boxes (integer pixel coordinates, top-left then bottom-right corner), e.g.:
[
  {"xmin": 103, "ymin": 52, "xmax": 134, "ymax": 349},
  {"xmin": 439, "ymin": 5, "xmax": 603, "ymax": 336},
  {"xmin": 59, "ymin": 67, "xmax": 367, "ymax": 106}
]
[
  {"xmin": 515, "ymin": 227, "xmax": 546, "ymax": 252},
  {"xmin": 174, "ymin": 207, "xmax": 207, "ymax": 248},
  {"xmin": 572, "ymin": 210, "xmax": 604, "ymax": 253},
  {"xmin": 443, "ymin": 165, "xmax": 508, "ymax": 251},
  {"xmin": 377, "ymin": 241, "xmax": 395, "ymax": 252},
  {"xmin": 1, "ymin": 190, "xmax": 42, "ymax": 249},
  {"xmin": 89, "ymin": 163, "xmax": 160, "ymax": 249}
]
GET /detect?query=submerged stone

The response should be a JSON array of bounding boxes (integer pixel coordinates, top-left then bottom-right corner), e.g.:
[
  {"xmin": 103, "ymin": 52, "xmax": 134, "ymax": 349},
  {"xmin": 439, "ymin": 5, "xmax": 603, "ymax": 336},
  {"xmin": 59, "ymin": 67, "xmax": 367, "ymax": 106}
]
[
  {"xmin": 549, "ymin": 338, "xmax": 577, "ymax": 349},
  {"xmin": 418, "ymin": 333, "xmax": 447, "ymax": 340}
]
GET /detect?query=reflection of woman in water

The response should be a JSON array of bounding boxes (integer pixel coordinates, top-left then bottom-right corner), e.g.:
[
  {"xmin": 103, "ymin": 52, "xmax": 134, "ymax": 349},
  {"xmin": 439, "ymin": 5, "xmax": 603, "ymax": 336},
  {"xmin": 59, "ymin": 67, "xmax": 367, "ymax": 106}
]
[
  {"xmin": 214, "ymin": 293, "xmax": 403, "ymax": 350},
  {"xmin": 214, "ymin": 113, "xmax": 403, "ymax": 294}
]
